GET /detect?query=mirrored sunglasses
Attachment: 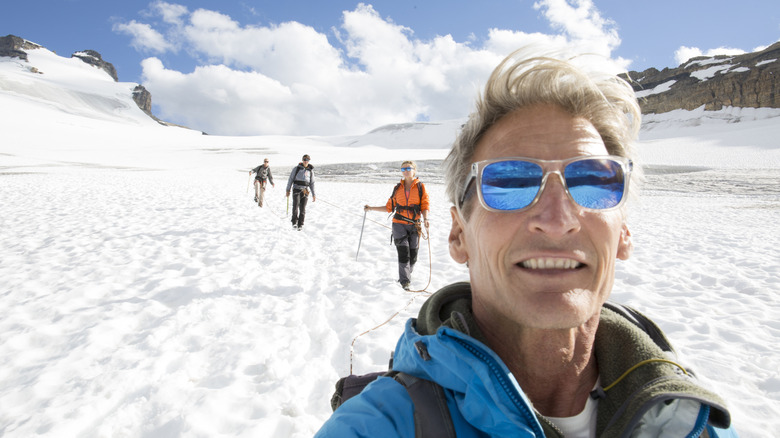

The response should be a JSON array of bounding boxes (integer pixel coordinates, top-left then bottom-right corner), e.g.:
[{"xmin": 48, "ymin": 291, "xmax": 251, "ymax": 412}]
[
  {"xmin": 460, "ymin": 155, "xmax": 632, "ymax": 212},
  {"xmin": 401, "ymin": 167, "xmax": 413, "ymax": 172}
]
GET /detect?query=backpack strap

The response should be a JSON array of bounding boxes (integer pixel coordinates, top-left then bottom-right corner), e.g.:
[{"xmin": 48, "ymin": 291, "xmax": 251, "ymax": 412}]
[
  {"xmin": 391, "ymin": 371, "xmax": 456, "ymax": 438},
  {"xmin": 330, "ymin": 370, "xmax": 456, "ymax": 438},
  {"xmin": 390, "ymin": 182, "xmax": 402, "ymax": 212}
]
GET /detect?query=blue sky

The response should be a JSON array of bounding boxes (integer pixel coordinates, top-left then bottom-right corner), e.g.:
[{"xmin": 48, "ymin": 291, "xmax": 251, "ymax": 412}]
[{"xmin": 3, "ymin": 0, "xmax": 779, "ymax": 135}]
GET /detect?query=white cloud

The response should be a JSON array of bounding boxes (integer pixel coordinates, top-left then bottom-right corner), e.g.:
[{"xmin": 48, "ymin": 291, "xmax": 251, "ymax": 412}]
[
  {"xmin": 675, "ymin": 46, "xmax": 747, "ymax": 66},
  {"xmin": 141, "ymin": 57, "xmax": 310, "ymax": 135},
  {"xmin": 113, "ymin": 20, "xmax": 176, "ymax": 54},
  {"xmin": 151, "ymin": 1, "xmax": 189, "ymax": 26},
  {"xmin": 119, "ymin": 1, "xmax": 627, "ymax": 136},
  {"xmin": 533, "ymin": 0, "xmax": 622, "ymax": 57}
]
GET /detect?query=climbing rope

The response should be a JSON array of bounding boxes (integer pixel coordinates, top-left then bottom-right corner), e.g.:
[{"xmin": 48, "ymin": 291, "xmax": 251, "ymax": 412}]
[
  {"xmin": 317, "ymin": 197, "xmax": 392, "ymax": 230},
  {"xmin": 346, "ymin": 220, "xmax": 433, "ymax": 373},
  {"xmin": 406, "ymin": 222, "xmax": 432, "ymax": 294},
  {"xmin": 348, "ymin": 294, "xmax": 427, "ymax": 374}
]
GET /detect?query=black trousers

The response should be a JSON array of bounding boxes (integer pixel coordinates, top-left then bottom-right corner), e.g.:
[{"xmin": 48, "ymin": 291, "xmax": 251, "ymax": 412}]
[
  {"xmin": 392, "ymin": 222, "xmax": 419, "ymax": 283},
  {"xmin": 291, "ymin": 189, "xmax": 309, "ymax": 226}
]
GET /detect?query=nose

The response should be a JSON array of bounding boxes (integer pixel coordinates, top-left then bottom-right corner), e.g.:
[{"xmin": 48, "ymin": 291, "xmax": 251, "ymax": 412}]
[{"xmin": 526, "ymin": 172, "xmax": 581, "ymax": 237}]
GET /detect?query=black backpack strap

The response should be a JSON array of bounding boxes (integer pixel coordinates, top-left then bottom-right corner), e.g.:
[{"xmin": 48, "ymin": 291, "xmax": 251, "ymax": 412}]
[
  {"xmin": 389, "ymin": 182, "xmax": 401, "ymax": 211},
  {"xmin": 331, "ymin": 370, "xmax": 456, "ymax": 438},
  {"xmin": 392, "ymin": 372, "xmax": 456, "ymax": 438}
]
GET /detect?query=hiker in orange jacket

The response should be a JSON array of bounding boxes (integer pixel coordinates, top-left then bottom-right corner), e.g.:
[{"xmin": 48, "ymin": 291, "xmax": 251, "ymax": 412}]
[{"xmin": 365, "ymin": 160, "xmax": 430, "ymax": 290}]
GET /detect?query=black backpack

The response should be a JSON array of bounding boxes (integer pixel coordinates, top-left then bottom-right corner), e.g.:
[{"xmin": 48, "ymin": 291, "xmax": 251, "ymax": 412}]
[{"xmin": 329, "ymin": 302, "xmax": 677, "ymax": 438}]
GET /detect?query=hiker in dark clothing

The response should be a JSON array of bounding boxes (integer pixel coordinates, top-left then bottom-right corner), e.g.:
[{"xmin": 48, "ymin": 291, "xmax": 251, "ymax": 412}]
[
  {"xmin": 285, "ymin": 154, "xmax": 316, "ymax": 230},
  {"xmin": 249, "ymin": 158, "xmax": 275, "ymax": 207},
  {"xmin": 365, "ymin": 160, "xmax": 430, "ymax": 290}
]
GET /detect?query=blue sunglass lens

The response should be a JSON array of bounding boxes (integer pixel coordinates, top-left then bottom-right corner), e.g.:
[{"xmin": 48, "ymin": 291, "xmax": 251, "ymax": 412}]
[
  {"xmin": 565, "ymin": 159, "xmax": 625, "ymax": 209},
  {"xmin": 479, "ymin": 158, "xmax": 626, "ymax": 211},
  {"xmin": 481, "ymin": 161, "xmax": 543, "ymax": 210}
]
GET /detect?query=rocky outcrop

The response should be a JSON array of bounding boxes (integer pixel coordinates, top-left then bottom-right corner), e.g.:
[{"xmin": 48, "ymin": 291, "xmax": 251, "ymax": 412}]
[
  {"xmin": 622, "ymin": 42, "xmax": 780, "ymax": 114},
  {"xmin": 132, "ymin": 85, "xmax": 153, "ymax": 114},
  {"xmin": 1, "ymin": 35, "xmax": 159, "ymax": 122},
  {"xmin": 72, "ymin": 49, "xmax": 119, "ymax": 82},
  {"xmin": 0, "ymin": 34, "xmax": 41, "ymax": 61}
]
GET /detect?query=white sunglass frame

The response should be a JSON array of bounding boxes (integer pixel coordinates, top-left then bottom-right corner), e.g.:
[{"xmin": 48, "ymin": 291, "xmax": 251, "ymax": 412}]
[{"xmin": 459, "ymin": 155, "xmax": 633, "ymax": 213}]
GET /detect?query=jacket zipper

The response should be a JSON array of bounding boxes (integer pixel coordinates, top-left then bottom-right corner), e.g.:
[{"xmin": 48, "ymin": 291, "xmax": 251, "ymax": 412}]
[
  {"xmin": 686, "ymin": 405, "xmax": 709, "ymax": 438},
  {"xmin": 453, "ymin": 337, "xmax": 547, "ymax": 437}
]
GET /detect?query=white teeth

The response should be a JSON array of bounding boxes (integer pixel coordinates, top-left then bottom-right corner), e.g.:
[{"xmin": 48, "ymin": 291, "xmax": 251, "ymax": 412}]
[{"xmin": 521, "ymin": 258, "xmax": 581, "ymax": 270}]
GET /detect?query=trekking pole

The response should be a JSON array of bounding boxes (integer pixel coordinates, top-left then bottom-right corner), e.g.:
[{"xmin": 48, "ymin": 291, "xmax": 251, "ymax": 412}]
[
  {"xmin": 355, "ymin": 210, "xmax": 367, "ymax": 261},
  {"xmin": 286, "ymin": 195, "xmax": 290, "ymax": 217},
  {"xmin": 246, "ymin": 173, "xmax": 252, "ymax": 194}
]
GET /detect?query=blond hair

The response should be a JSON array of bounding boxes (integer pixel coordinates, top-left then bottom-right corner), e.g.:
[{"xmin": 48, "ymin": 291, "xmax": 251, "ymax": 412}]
[{"xmin": 444, "ymin": 48, "xmax": 642, "ymax": 210}]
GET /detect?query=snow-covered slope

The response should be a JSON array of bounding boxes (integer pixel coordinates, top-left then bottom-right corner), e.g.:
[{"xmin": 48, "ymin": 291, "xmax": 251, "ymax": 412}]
[
  {"xmin": 1, "ymin": 44, "xmax": 779, "ymax": 438},
  {"xmin": 0, "ymin": 47, "xmax": 156, "ymax": 126}
]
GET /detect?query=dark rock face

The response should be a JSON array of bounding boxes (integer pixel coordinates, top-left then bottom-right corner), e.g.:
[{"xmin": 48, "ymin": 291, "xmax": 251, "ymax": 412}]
[
  {"xmin": 71, "ymin": 49, "xmax": 119, "ymax": 82},
  {"xmin": 132, "ymin": 85, "xmax": 153, "ymax": 114},
  {"xmin": 622, "ymin": 42, "xmax": 780, "ymax": 114},
  {"xmin": 0, "ymin": 34, "xmax": 41, "ymax": 61}
]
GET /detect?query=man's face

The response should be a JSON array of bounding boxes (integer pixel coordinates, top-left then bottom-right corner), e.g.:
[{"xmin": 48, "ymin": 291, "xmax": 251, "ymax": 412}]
[
  {"xmin": 449, "ymin": 104, "xmax": 633, "ymax": 330},
  {"xmin": 263, "ymin": 161, "xmax": 269, "ymax": 167}
]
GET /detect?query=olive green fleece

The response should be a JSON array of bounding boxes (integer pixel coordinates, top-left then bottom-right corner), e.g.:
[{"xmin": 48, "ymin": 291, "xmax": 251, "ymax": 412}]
[{"xmin": 415, "ymin": 282, "xmax": 731, "ymax": 438}]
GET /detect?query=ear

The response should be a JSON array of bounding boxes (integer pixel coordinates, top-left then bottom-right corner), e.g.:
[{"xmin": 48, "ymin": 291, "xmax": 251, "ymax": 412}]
[
  {"xmin": 617, "ymin": 223, "xmax": 633, "ymax": 260},
  {"xmin": 449, "ymin": 206, "xmax": 469, "ymax": 264}
]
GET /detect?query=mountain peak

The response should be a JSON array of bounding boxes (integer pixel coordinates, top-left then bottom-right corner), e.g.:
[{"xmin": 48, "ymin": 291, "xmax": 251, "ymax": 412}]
[
  {"xmin": 0, "ymin": 34, "xmax": 42, "ymax": 61},
  {"xmin": 71, "ymin": 49, "xmax": 119, "ymax": 82}
]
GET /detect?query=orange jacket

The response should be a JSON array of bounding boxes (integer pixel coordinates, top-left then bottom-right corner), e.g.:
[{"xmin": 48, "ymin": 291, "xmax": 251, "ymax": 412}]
[{"xmin": 385, "ymin": 178, "xmax": 430, "ymax": 224}]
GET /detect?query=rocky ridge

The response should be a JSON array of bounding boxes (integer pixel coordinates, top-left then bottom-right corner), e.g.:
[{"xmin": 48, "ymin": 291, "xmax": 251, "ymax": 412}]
[{"xmin": 622, "ymin": 42, "xmax": 780, "ymax": 114}]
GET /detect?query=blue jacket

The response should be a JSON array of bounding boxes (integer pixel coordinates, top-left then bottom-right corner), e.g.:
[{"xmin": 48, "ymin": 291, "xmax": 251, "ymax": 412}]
[{"xmin": 316, "ymin": 283, "xmax": 738, "ymax": 438}]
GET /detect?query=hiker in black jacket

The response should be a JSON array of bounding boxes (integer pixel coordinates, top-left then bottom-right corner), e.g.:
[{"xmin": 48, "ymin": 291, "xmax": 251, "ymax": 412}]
[
  {"xmin": 249, "ymin": 158, "xmax": 275, "ymax": 207},
  {"xmin": 285, "ymin": 154, "xmax": 316, "ymax": 230}
]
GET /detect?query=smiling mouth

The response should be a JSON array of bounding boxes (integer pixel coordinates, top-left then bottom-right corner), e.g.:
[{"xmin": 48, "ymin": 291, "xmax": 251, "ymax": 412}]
[{"xmin": 520, "ymin": 258, "xmax": 584, "ymax": 270}]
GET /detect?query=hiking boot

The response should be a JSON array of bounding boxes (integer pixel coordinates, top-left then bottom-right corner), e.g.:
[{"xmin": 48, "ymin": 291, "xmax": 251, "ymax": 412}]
[
  {"xmin": 400, "ymin": 280, "xmax": 410, "ymax": 291},
  {"xmin": 254, "ymin": 196, "xmax": 258, "ymax": 202}
]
